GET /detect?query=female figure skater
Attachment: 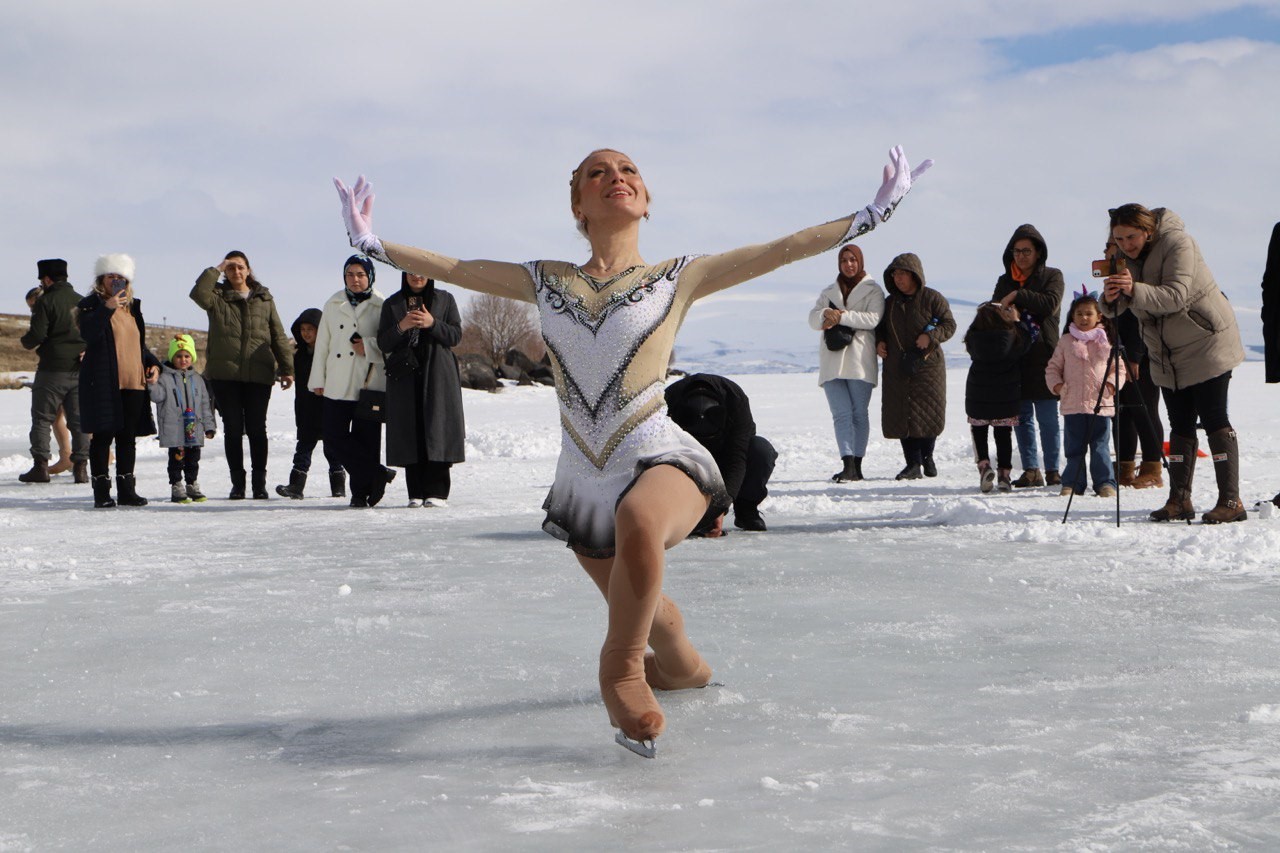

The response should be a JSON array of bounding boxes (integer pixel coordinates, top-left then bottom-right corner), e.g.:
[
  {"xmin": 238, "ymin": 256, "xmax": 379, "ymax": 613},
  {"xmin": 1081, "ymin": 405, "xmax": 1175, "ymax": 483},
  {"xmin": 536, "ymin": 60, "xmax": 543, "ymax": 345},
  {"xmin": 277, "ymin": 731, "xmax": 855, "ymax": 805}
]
[{"xmin": 334, "ymin": 146, "xmax": 931, "ymax": 757}]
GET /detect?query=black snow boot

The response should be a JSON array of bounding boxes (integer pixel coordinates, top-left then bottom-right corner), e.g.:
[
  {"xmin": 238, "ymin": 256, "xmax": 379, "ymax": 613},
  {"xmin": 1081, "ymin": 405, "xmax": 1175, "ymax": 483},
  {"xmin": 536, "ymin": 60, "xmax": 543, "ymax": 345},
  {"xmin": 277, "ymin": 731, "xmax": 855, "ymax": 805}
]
[
  {"xmin": 229, "ymin": 469, "xmax": 247, "ymax": 500},
  {"xmin": 1151, "ymin": 433, "xmax": 1197, "ymax": 522},
  {"xmin": 329, "ymin": 469, "xmax": 347, "ymax": 498},
  {"xmin": 251, "ymin": 469, "xmax": 269, "ymax": 500},
  {"xmin": 116, "ymin": 474, "xmax": 148, "ymax": 507},
  {"xmin": 1201, "ymin": 428, "xmax": 1247, "ymax": 524},
  {"xmin": 275, "ymin": 468, "xmax": 307, "ymax": 499},
  {"xmin": 831, "ymin": 455, "xmax": 857, "ymax": 483},
  {"xmin": 92, "ymin": 474, "xmax": 116, "ymax": 508},
  {"xmin": 895, "ymin": 463, "xmax": 923, "ymax": 481}
]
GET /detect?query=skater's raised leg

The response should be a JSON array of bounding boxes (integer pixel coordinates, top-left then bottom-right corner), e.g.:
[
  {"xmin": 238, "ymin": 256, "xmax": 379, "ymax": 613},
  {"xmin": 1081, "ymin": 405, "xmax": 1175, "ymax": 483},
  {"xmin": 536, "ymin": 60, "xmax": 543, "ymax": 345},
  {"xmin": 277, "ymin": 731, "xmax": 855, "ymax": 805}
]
[{"xmin": 579, "ymin": 558, "xmax": 713, "ymax": 693}]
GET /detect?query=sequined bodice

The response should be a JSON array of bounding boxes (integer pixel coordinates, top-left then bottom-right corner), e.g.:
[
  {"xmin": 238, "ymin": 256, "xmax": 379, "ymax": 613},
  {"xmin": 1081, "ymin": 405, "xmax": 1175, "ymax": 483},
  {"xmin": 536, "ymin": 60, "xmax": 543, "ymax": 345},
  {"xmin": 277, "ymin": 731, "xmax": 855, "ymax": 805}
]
[{"xmin": 523, "ymin": 258, "xmax": 695, "ymax": 469}]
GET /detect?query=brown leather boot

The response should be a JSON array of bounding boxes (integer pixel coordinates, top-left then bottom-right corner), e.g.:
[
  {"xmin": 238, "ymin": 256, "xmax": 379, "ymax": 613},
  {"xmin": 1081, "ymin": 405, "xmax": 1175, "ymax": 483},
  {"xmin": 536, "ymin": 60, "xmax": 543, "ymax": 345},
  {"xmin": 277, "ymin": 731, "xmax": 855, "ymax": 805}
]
[
  {"xmin": 1117, "ymin": 461, "xmax": 1137, "ymax": 487},
  {"xmin": 1150, "ymin": 434, "xmax": 1196, "ymax": 522},
  {"xmin": 18, "ymin": 457, "xmax": 50, "ymax": 483},
  {"xmin": 1131, "ymin": 460, "xmax": 1164, "ymax": 490},
  {"xmin": 1201, "ymin": 428, "xmax": 1247, "ymax": 524},
  {"xmin": 1012, "ymin": 468, "xmax": 1044, "ymax": 487}
]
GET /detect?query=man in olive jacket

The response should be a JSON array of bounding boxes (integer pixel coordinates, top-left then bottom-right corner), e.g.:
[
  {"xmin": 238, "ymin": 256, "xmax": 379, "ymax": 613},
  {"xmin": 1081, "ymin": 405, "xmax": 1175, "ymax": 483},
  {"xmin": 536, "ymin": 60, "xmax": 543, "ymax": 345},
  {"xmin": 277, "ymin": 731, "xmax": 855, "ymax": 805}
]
[{"xmin": 19, "ymin": 259, "xmax": 88, "ymax": 483}]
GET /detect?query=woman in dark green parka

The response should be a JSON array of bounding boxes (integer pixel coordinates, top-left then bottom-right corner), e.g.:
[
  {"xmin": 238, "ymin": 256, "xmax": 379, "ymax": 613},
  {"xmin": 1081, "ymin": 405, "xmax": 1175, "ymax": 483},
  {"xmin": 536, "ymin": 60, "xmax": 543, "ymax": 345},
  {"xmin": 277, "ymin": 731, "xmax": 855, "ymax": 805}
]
[{"xmin": 190, "ymin": 250, "xmax": 294, "ymax": 499}]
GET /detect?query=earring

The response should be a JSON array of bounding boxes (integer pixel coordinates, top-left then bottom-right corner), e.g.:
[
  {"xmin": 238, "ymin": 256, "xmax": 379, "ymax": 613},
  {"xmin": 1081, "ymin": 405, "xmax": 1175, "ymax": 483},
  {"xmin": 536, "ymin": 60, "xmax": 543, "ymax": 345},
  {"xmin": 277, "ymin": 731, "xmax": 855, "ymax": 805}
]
[{"xmin": 643, "ymin": 212, "xmax": 650, "ymax": 221}]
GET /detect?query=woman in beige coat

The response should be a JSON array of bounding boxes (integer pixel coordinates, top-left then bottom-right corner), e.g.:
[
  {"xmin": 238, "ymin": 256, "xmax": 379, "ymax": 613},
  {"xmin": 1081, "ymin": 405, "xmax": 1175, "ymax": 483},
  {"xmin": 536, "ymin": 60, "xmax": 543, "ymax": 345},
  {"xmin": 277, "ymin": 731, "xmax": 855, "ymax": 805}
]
[
  {"xmin": 809, "ymin": 244, "xmax": 884, "ymax": 481},
  {"xmin": 1101, "ymin": 204, "xmax": 1246, "ymax": 523}
]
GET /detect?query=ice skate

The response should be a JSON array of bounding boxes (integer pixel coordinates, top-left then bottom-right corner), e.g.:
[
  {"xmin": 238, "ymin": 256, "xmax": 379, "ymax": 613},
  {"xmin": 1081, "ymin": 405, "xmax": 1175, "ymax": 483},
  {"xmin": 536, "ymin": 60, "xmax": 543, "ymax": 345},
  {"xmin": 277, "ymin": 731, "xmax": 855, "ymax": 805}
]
[
  {"xmin": 600, "ymin": 646, "xmax": 665, "ymax": 750},
  {"xmin": 614, "ymin": 730, "xmax": 657, "ymax": 759},
  {"xmin": 644, "ymin": 651, "xmax": 712, "ymax": 692}
]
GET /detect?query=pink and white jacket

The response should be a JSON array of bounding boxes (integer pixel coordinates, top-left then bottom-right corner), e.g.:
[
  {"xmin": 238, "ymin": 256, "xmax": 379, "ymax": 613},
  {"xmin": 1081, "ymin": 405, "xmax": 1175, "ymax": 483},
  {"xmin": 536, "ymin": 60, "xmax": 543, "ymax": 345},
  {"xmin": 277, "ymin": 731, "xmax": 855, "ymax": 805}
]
[{"xmin": 1045, "ymin": 324, "xmax": 1127, "ymax": 416}]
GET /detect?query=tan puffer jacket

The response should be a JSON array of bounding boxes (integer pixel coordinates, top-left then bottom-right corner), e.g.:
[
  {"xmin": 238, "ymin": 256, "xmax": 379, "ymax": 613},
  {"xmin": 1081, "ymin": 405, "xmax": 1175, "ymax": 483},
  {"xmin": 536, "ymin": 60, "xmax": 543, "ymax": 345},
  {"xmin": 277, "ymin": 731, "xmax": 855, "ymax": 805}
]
[{"xmin": 1101, "ymin": 209, "xmax": 1243, "ymax": 390}]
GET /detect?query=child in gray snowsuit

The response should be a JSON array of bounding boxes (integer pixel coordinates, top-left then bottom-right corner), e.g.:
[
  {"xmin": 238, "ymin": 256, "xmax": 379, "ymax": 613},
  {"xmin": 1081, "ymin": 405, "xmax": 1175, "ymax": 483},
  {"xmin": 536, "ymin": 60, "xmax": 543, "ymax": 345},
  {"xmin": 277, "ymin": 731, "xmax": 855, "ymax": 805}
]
[{"xmin": 149, "ymin": 334, "xmax": 216, "ymax": 502}]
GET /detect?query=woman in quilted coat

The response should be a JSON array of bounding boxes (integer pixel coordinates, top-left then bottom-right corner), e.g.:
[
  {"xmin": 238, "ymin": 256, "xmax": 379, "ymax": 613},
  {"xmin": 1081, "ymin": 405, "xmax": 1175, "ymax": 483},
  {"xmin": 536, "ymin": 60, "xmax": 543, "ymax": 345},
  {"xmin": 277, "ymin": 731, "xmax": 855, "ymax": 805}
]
[{"xmin": 875, "ymin": 253, "xmax": 955, "ymax": 480}]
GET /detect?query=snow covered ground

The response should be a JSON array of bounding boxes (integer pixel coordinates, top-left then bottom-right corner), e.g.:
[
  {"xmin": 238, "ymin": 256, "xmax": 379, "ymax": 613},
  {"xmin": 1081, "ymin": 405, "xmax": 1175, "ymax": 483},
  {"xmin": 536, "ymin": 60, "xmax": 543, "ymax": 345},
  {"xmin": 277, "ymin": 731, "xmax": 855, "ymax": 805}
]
[{"xmin": 3, "ymin": 362, "xmax": 1280, "ymax": 851}]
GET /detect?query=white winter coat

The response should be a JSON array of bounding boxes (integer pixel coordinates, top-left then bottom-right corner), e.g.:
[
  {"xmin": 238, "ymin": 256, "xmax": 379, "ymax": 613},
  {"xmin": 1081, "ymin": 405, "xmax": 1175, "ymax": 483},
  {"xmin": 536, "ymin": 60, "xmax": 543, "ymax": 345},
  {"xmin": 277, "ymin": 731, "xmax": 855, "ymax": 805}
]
[
  {"xmin": 808, "ymin": 277, "xmax": 885, "ymax": 385},
  {"xmin": 309, "ymin": 288, "xmax": 387, "ymax": 401}
]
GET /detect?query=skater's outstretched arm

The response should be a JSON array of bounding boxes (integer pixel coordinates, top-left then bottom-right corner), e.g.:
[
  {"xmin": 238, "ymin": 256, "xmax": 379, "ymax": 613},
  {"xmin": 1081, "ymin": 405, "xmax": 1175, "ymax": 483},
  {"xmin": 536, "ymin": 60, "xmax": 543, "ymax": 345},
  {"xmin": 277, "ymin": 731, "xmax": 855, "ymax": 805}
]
[
  {"xmin": 685, "ymin": 147, "xmax": 933, "ymax": 300},
  {"xmin": 334, "ymin": 176, "xmax": 536, "ymax": 303}
]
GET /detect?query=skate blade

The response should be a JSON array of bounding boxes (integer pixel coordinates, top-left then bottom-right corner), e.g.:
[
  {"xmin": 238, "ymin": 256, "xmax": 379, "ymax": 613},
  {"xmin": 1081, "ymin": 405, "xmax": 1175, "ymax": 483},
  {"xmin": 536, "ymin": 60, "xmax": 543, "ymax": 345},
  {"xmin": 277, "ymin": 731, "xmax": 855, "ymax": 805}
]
[{"xmin": 614, "ymin": 730, "xmax": 657, "ymax": 759}]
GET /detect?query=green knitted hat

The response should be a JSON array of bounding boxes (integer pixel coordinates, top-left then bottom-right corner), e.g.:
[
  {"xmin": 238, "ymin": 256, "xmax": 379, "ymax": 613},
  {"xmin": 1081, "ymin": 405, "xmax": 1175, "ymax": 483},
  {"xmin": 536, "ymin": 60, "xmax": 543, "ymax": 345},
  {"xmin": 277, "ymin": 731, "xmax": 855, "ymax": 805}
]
[{"xmin": 168, "ymin": 334, "xmax": 197, "ymax": 365}]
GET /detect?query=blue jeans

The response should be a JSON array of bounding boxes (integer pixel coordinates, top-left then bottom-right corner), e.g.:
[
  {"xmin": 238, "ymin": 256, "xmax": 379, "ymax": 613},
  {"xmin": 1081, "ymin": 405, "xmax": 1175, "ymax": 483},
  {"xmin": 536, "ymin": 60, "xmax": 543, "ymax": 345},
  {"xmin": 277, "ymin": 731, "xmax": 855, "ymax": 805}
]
[
  {"xmin": 1061, "ymin": 413, "xmax": 1115, "ymax": 493},
  {"xmin": 1016, "ymin": 398, "xmax": 1061, "ymax": 471},
  {"xmin": 823, "ymin": 378, "xmax": 874, "ymax": 457}
]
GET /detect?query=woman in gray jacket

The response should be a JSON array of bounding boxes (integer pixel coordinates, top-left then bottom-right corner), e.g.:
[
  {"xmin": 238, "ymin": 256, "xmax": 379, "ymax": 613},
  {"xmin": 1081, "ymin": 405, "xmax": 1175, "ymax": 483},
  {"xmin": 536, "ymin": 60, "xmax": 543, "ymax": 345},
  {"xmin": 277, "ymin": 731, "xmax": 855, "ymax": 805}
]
[{"xmin": 1101, "ymin": 204, "xmax": 1246, "ymax": 523}]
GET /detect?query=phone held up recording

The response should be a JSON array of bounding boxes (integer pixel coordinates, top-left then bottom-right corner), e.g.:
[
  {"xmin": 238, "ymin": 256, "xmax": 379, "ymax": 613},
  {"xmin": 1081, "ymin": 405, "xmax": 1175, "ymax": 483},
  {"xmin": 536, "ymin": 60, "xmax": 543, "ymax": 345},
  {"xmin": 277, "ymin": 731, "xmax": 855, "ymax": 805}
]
[{"xmin": 1091, "ymin": 256, "xmax": 1126, "ymax": 278}]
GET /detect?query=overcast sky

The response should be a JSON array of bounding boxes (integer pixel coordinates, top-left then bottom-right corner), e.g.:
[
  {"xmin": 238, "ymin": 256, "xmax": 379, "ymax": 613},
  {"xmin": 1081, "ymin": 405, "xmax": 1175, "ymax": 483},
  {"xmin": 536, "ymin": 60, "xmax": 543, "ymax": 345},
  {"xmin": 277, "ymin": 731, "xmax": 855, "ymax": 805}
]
[{"xmin": 5, "ymin": 1, "xmax": 1279, "ymax": 358}]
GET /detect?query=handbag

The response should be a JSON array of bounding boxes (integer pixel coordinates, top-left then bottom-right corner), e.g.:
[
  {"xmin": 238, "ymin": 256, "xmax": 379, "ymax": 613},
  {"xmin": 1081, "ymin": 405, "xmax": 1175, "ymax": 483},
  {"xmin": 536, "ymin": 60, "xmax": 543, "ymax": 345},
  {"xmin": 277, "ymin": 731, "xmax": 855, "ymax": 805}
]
[
  {"xmin": 822, "ymin": 300, "xmax": 855, "ymax": 351},
  {"xmin": 354, "ymin": 364, "xmax": 385, "ymax": 423},
  {"xmin": 384, "ymin": 345, "xmax": 420, "ymax": 381}
]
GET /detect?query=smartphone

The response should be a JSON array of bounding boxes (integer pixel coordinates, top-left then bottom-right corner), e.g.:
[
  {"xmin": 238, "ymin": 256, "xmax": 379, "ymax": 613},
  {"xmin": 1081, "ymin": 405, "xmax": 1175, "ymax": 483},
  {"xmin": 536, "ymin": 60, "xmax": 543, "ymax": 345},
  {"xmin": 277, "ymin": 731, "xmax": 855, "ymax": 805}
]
[
  {"xmin": 1091, "ymin": 257, "xmax": 1126, "ymax": 278},
  {"xmin": 406, "ymin": 295, "xmax": 422, "ymax": 312},
  {"xmin": 111, "ymin": 279, "xmax": 128, "ymax": 295}
]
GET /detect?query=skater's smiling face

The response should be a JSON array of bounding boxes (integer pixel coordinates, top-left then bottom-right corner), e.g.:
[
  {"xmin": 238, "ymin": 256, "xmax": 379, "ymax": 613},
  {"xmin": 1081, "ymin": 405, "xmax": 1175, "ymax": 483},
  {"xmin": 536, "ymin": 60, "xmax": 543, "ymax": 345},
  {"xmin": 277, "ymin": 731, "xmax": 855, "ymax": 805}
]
[
  {"xmin": 172, "ymin": 351, "xmax": 193, "ymax": 370},
  {"xmin": 570, "ymin": 149, "xmax": 650, "ymax": 236},
  {"xmin": 298, "ymin": 323, "xmax": 317, "ymax": 347}
]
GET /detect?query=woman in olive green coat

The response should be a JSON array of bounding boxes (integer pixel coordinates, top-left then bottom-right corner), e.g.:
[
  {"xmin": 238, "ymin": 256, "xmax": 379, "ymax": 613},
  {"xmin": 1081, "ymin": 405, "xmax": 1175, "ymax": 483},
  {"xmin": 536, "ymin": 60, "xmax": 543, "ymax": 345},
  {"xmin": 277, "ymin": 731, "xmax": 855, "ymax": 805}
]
[{"xmin": 191, "ymin": 250, "xmax": 294, "ymax": 499}]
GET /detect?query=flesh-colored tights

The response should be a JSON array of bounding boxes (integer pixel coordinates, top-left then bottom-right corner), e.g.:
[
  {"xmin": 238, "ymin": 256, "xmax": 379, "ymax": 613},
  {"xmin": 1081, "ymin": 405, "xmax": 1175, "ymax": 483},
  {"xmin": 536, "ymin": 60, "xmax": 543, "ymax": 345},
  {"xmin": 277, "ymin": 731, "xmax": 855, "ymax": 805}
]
[{"xmin": 576, "ymin": 465, "xmax": 713, "ymax": 741}]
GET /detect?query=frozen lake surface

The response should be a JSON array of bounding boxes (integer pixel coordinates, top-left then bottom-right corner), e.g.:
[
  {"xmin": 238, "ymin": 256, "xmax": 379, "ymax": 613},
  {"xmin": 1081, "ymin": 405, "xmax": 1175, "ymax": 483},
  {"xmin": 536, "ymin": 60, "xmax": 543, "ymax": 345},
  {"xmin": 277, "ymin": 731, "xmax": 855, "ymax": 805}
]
[{"xmin": 3, "ymin": 363, "xmax": 1280, "ymax": 850}]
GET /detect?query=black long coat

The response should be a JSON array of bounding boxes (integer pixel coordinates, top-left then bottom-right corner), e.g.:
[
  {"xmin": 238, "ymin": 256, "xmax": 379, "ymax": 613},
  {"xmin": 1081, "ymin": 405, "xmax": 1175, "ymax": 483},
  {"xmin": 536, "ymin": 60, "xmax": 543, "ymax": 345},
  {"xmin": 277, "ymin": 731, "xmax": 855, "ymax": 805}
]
[
  {"xmin": 991, "ymin": 224, "xmax": 1064, "ymax": 401},
  {"xmin": 1262, "ymin": 222, "xmax": 1280, "ymax": 383},
  {"xmin": 376, "ymin": 287, "xmax": 466, "ymax": 466},
  {"xmin": 76, "ymin": 293, "xmax": 160, "ymax": 435}
]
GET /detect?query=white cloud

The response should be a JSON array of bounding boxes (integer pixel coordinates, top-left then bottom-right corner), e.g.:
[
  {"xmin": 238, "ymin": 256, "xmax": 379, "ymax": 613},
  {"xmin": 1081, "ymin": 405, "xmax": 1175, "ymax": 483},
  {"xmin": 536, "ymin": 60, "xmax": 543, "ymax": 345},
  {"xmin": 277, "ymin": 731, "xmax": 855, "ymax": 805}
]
[{"xmin": 4, "ymin": 1, "xmax": 1277, "ymax": 357}]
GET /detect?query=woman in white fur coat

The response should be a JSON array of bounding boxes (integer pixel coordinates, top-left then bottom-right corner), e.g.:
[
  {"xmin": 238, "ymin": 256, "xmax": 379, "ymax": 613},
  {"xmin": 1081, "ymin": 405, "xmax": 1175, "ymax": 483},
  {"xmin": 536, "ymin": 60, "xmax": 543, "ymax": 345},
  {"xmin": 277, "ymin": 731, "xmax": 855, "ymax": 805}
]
[
  {"xmin": 808, "ymin": 243, "xmax": 885, "ymax": 481},
  {"xmin": 309, "ymin": 254, "xmax": 388, "ymax": 507}
]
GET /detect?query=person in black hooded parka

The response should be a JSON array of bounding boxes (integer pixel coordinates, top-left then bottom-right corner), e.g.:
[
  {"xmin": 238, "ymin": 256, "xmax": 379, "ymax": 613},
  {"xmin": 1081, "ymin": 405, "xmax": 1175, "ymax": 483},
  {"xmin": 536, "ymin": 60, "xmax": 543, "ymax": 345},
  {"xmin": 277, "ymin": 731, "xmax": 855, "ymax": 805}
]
[
  {"xmin": 665, "ymin": 373, "xmax": 777, "ymax": 534},
  {"xmin": 1262, "ymin": 222, "xmax": 1280, "ymax": 507},
  {"xmin": 376, "ymin": 272, "xmax": 466, "ymax": 506},
  {"xmin": 276, "ymin": 308, "xmax": 347, "ymax": 499},
  {"xmin": 992, "ymin": 224, "xmax": 1065, "ymax": 488}
]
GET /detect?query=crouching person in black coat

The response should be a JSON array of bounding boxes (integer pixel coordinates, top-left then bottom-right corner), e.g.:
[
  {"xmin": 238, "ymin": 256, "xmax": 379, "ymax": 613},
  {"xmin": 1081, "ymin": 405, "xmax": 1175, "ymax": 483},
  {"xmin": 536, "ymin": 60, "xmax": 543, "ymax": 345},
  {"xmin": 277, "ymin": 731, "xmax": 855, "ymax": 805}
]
[{"xmin": 665, "ymin": 373, "xmax": 777, "ymax": 534}]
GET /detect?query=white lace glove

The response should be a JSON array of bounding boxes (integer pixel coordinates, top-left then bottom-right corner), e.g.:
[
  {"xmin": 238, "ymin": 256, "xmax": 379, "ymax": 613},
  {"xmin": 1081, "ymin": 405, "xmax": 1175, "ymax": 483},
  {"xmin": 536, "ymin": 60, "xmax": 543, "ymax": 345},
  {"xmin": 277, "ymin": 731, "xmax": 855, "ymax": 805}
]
[
  {"xmin": 842, "ymin": 146, "xmax": 934, "ymax": 243},
  {"xmin": 333, "ymin": 175, "xmax": 389, "ymax": 261}
]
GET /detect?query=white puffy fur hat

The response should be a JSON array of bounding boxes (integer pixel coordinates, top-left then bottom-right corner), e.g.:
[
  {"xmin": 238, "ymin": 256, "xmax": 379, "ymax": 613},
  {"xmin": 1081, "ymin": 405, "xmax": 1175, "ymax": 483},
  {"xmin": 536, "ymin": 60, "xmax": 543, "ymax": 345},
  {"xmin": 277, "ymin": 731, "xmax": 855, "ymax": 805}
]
[{"xmin": 94, "ymin": 253, "xmax": 136, "ymax": 282}]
